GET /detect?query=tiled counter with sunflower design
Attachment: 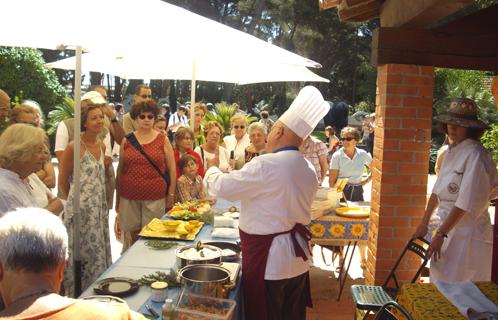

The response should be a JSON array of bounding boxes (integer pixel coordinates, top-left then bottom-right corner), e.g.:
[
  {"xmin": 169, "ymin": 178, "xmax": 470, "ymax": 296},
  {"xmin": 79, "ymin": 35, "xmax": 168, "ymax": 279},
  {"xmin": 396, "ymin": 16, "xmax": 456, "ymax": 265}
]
[{"xmin": 308, "ymin": 209, "xmax": 369, "ymax": 245}]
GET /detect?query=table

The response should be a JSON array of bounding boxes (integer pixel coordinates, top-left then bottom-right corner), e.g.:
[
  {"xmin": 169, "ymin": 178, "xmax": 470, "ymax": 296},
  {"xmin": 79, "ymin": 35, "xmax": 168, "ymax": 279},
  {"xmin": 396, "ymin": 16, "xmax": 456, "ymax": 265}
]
[
  {"xmin": 80, "ymin": 200, "xmax": 243, "ymax": 318},
  {"xmin": 396, "ymin": 282, "xmax": 498, "ymax": 319},
  {"xmin": 308, "ymin": 203, "xmax": 369, "ymax": 301}
]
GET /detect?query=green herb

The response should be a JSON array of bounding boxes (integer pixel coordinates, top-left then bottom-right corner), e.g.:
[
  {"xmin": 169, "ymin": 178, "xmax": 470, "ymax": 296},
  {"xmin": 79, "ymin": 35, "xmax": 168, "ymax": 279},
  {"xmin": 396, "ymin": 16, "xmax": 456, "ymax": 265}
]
[
  {"xmin": 137, "ymin": 270, "xmax": 180, "ymax": 287},
  {"xmin": 144, "ymin": 240, "xmax": 178, "ymax": 250}
]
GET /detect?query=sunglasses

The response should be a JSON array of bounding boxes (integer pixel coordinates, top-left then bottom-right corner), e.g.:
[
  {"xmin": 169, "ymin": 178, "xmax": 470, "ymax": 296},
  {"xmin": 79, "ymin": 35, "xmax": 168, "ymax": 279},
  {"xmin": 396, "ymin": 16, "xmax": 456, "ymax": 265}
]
[
  {"xmin": 140, "ymin": 94, "xmax": 152, "ymax": 99},
  {"xmin": 233, "ymin": 125, "xmax": 245, "ymax": 129},
  {"xmin": 138, "ymin": 114, "xmax": 155, "ymax": 120},
  {"xmin": 340, "ymin": 137, "xmax": 355, "ymax": 141}
]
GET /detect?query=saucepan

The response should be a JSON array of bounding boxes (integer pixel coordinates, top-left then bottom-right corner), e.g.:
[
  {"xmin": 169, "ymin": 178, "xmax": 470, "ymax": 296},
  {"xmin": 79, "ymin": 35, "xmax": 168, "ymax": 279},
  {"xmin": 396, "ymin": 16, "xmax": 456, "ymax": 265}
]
[{"xmin": 178, "ymin": 264, "xmax": 235, "ymax": 299}]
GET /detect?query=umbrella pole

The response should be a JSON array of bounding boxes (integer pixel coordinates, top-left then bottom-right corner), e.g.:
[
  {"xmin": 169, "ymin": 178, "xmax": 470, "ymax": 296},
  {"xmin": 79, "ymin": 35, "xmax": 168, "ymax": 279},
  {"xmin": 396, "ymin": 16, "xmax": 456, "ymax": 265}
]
[
  {"xmin": 73, "ymin": 45, "xmax": 83, "ymax": 297},
  {"xmin": 190, "ymin": 59, "xmax": 196, "ymax": 127}
]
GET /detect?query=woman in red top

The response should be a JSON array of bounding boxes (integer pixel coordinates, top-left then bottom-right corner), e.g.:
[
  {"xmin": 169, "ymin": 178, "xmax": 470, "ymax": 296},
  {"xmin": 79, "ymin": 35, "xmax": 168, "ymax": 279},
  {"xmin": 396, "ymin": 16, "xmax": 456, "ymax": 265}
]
[
  {"xmin": 116, "ymin": 100, "xmax": 176, "ymax": 251},
  {"xmin": 173, "ymin": 127, "xmax": 204, "ymax": 179}
]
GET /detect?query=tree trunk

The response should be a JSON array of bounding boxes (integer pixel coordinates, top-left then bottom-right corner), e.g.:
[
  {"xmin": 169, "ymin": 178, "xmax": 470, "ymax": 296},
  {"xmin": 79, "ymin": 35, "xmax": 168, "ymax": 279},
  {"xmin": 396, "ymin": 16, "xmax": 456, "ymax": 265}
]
[
  {"xmin": 114, "ymin": 76, "xmax": 123, "ymax": 102},
  {"xmin": 246, "ymin": 0, "xmax": 266, "ymax": 34},
  {"xmin": 89, "ymin": 72, "xmax": 103, "ymax": 85}
]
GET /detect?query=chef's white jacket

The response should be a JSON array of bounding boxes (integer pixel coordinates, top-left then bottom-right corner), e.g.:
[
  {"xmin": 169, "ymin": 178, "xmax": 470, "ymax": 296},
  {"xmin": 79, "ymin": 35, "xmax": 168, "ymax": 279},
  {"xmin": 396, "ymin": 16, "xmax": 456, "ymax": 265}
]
[
  {"xmin": 204, "ymin": 149, "xmax": 318, "ymax": 280},
  {"xmin": 431, "ymin": 138, "xmax": 498, "ymax": 282}
]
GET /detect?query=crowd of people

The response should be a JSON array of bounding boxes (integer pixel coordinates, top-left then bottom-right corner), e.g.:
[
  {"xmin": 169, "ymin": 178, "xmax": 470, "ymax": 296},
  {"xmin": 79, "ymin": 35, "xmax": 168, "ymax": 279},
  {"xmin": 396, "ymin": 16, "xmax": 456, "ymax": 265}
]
[{"xmin": 0, "ymin": 82, "xmax": 497, "ymax": 319}]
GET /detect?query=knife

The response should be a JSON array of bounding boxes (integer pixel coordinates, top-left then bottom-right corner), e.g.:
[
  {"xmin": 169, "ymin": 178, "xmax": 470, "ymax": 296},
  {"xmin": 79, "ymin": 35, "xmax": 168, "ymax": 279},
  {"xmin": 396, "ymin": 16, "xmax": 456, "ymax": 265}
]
[{"xmin": 145, "ymin": 304, "xmax": 159, "ymax": 319}]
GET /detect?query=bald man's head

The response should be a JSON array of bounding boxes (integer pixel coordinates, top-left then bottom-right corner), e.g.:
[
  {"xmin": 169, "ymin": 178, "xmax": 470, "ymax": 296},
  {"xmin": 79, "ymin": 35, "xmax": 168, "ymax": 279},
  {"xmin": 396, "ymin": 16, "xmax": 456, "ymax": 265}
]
[{"xmin": 0, "ymin": 89, "xmax": 11, "ymax": 124}]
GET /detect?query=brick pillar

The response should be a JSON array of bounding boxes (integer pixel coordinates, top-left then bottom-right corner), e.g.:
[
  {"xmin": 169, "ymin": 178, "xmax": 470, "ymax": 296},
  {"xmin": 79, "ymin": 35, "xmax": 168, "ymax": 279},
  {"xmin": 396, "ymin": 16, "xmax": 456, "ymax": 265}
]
[{"xmin": 366, "ymin": 64, "xmax": 435, "ymax": 285}]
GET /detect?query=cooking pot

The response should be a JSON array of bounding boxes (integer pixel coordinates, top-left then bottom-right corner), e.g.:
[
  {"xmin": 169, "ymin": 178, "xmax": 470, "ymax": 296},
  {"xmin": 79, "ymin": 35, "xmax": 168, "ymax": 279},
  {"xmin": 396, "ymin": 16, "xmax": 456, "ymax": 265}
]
[
  {"xmin": 178, "ymin": 264, "xmax": 234, "ymax": 298},
  {"xmin": 175, "ymin": 242, "xmax": 222, "ymax": 269}
]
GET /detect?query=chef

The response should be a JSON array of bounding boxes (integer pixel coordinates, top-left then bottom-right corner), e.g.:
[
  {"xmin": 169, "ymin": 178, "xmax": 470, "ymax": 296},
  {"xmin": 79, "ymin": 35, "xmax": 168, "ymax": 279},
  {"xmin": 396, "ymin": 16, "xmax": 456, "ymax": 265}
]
[{"xmin": 204, "ymin": 86, "xmax": 329, "ymax": 320}]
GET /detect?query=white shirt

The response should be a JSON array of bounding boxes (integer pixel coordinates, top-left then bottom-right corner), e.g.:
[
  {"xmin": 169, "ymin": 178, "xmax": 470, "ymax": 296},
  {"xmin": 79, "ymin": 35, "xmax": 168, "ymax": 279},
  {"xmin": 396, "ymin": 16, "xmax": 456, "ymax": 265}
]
[
  {"xmin": 194, "ymin": 145, "xmax": 231, "ymax": 173},
  {"xmin": 0, "ymin": 168, "xmax": 38, "ymax": 217},
  {"xmin": 168, "ymin": 112, "xmax": 188, "ymax": 132},
  {"xmin": 223, "ymin": 134, "xmax": 250, "ymax": 169},
  {"xmin": 330, "ymin": 147, "xmax": 372, "ymax": 184},
  {"xmin": 204, "ymin": 149, "xmax": 318, "ymax": 280},
  {"xmin": 27, "ymin": 173, "xmax": 50, "ymax": 208},
  {"xmin": 430, "ymin": 138, "xmax": 498, "ymax": 282},
  {"xmin": 55, "ymin": 121, "xmax": 112, "ymax": 157}
]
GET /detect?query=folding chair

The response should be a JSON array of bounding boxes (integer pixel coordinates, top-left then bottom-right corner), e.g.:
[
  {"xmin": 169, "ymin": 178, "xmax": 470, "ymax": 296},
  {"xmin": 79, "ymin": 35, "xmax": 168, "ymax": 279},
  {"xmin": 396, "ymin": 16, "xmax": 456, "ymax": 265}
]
[
  {"xmin": 351, "ymin": 237, "xmax": 430, "ymax": 320},
  {"xmin": 373, "ymin": 301, "xmax": 413, "ymax": 320}
]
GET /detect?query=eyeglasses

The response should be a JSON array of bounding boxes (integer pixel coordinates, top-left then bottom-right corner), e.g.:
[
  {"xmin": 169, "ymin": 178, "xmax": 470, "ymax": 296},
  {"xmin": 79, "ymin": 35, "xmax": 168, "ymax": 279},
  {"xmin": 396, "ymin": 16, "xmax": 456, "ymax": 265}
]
[
  {"xmin": 233, "ymin": 125, "xmax": 245, "ymax": 129},
  {"xmin": 140, "ymin": 94, "xmax": 152, "ymax": 99},
  {"xmin": 138, "ymin": 114, "xmax": 155, "ymax": 120},
  {"xmin": 340, "ymin": 137, "xmax": 355, "ymax": 141}
]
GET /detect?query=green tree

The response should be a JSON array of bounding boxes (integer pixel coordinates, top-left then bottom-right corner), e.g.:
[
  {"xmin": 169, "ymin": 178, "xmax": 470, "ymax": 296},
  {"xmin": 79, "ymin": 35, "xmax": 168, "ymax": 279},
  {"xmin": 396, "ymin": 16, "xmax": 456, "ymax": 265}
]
[{"xmin": 0, "ymin": 47, "xmax": 66, "ymax": 116}]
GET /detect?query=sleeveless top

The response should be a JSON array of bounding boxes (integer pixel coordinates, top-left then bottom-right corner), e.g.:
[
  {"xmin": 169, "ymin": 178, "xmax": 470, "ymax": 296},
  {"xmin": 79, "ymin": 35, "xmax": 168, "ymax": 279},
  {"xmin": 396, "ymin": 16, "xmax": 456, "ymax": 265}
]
[{"xmin": 120, "ymin": 133, "xmax": 167, "ymax": 200}]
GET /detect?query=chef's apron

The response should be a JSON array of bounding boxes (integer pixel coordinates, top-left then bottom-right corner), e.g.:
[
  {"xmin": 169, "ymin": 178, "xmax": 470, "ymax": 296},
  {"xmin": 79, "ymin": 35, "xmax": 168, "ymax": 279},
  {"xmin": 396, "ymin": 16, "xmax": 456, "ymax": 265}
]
[{"xmin": 239, "ymin": 224, "xmax": 312, "ymax": 320}]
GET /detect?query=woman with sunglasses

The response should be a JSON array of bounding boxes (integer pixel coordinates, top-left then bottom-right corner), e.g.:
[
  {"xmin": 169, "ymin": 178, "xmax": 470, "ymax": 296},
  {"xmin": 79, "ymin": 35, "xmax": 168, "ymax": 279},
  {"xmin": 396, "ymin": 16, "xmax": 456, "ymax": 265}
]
[
  {"xmin": 328, "ymin": 126, "xmax": 372, "ymax": 202},
  {"xmin": 116, "ymin": 100, "xmax": 176, "ymax": 252},
  {"xmin": 223, "ymin": 113, "xmax": 250, "ymax": 170}
]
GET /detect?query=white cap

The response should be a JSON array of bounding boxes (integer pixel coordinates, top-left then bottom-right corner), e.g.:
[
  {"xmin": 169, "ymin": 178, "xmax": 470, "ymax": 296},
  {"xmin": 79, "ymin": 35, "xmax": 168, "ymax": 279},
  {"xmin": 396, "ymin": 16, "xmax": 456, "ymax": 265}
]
[
  {"xmin": 279, "ymin": 86, "xmax": 329, "ymax": 139},
  {"xmin": 81, "ymin": 91, "xmax": 106, "ymax": 105}
]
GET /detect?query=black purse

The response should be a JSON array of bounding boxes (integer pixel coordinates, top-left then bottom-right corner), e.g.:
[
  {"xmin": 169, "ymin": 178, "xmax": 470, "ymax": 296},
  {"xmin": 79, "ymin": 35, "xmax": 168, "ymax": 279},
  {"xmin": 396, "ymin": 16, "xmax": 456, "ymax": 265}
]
[{"xmin": 125, "ymin": 133, "xmax": 170, "ymax": 189}]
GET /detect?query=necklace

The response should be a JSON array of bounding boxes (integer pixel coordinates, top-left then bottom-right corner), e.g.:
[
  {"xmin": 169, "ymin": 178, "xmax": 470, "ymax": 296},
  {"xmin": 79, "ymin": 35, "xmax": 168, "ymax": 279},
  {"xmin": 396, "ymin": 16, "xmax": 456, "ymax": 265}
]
[{"xmin": 10, "ymin": 289, "xmax": 51, "ymax": 305}]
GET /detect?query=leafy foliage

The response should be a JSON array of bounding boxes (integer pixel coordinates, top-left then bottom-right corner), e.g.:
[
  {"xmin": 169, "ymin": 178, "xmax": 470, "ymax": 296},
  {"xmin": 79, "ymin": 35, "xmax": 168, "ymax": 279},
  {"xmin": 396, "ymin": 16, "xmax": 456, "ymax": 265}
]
[
  {"xmin": 433, "ymin": 69, "xmax": 497, "ymax": 124},
  {"xmin": 204, "ymin": 102, "xmax": 257, "ymax": 136},
  {"xmin": 481, "ymin": 124, "xmax": 498, "ymax": 164},
  {"xmin": 0, "ymin": 47, "xmax": 66, "ymax": 116},
  {"xmin": 46, "ymin": 97, "xmax": 75, "ymax": 135}
]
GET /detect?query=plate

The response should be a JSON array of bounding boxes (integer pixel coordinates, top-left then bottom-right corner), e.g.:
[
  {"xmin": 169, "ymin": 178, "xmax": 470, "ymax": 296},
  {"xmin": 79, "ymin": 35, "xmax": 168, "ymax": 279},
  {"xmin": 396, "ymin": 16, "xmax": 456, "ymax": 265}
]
[
  {"xmin": 204, "ymin": 241, "xmax": 241, "ymax": 262},
  {"xmin": 335, "ymin": 207, "xmax": 370, "ymax": 218},
  {"xmin": 93, "ymin": 277, "xmax": 139, "ymax": 297},
  {"xmin": 139, "ymin": 218, "xmax": 204, "ymax": 240}
]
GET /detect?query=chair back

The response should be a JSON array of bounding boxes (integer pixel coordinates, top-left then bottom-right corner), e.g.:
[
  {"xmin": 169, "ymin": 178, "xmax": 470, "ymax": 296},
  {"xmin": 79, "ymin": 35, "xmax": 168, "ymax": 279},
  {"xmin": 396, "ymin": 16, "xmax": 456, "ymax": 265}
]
[
  {"xmin": 374, "ymin": 301, "xmax": 413, "ymax": 320},
  {"xmin": 382, "ymin": 237, "xmax": 430, "ymax": 291}
]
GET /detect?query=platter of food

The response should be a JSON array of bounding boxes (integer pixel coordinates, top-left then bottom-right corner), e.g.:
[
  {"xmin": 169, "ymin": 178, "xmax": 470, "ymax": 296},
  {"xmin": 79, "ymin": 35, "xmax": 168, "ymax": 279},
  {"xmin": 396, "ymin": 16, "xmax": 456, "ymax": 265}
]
[
  {"xmin": 335, "ymin": 206, "xmax": 370, "ymax": 218},
  {"xmin": 168, "ymin": 200, "xmax": 211, "ymax": 221},
  {"xmin": 93, "ymin": 277, "xmax": 139, "ymax": 297},
  {"xmin": 139, "ymin": 219, "xmax": 204, "ymax": 240}
]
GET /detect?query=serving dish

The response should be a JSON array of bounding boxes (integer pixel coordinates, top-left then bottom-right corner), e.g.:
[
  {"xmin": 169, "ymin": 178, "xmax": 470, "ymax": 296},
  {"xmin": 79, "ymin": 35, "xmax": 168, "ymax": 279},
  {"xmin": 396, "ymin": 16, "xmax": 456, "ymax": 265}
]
[
  {"xmin": 335, "ymin": 206, "xmax": 370, "ymax": 218},
  {"xmin": 139, "ymin": 218, "xmax": 204, "ymax": 240},
  {"xmin": 93, "ymin": 277, "xmax": 139, "ymax": 297}
]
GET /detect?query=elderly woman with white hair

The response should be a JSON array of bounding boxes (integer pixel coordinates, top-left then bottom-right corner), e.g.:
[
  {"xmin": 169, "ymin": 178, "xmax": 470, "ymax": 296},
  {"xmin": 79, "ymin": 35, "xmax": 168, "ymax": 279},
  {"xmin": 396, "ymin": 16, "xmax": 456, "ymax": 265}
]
[
  {"xmin": 0, "ymin": 207, "xmax": 144, "ymax": 319},
  {"xmin": 223, "ymin": 113, "xmax": 251, "ymax": 170},
  {"xmin": 0, "ymin": 124, "xmax": 62, "ymax": 217},
  {"xmin": 245, "ymin": 122, "xmax": 267, "ymax": 163}
]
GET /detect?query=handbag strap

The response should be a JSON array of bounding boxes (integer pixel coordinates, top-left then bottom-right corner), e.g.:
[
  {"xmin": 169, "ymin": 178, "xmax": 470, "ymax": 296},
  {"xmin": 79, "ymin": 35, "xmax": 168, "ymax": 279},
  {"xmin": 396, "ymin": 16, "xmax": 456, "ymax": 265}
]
[
  {"xmin": 199, "ymin": 147, "xmax": 205, "ymax": 167},
  {"xmin": 126, "ymin": 133, "xmax": 167, "ymax": 184}
]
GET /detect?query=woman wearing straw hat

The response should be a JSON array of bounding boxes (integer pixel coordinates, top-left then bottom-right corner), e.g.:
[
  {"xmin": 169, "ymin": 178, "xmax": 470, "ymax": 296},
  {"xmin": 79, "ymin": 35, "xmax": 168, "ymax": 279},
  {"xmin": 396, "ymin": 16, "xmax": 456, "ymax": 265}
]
[{"xmin": 414, "ymin": 98, "xmax": 498, "ymax": 282}]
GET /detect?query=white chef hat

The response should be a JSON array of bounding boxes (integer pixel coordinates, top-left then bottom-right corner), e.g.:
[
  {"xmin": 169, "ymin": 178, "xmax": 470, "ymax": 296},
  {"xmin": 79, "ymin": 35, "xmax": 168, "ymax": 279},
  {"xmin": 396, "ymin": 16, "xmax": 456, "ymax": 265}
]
[{"xmin": 279, "ymin": 86, "xmax": 329, "ymax": 139}]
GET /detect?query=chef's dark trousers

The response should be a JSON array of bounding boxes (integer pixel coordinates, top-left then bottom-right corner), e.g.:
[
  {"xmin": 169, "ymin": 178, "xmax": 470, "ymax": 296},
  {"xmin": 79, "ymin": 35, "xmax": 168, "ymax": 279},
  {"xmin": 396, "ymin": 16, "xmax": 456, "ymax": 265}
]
[{"xmin": 265, "ymin": 272, "xmax": 308, "ymax": 320}]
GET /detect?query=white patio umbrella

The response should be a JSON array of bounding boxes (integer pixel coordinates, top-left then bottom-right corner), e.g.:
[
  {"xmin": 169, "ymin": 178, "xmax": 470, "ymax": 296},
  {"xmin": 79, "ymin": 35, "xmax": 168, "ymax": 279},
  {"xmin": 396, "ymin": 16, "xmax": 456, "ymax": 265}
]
[
  {"xmin": 46, "ymin": 51, "xmax": 329, "ymax": 84},
  {"xmin": 1, "ymin": 0, "xmax": 327, "ymax": 295}
]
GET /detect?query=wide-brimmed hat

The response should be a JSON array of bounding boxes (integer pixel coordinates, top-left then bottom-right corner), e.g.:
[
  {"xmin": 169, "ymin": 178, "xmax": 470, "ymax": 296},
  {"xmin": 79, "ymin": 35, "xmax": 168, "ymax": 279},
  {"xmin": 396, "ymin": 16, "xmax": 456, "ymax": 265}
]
[
  {"xmin": 433, "ymin": 98, "xmax": 487, "ymax": 129},
  {"xmin": 81, "ymin": 91, "xmax": 106, "ymax": 105}
]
